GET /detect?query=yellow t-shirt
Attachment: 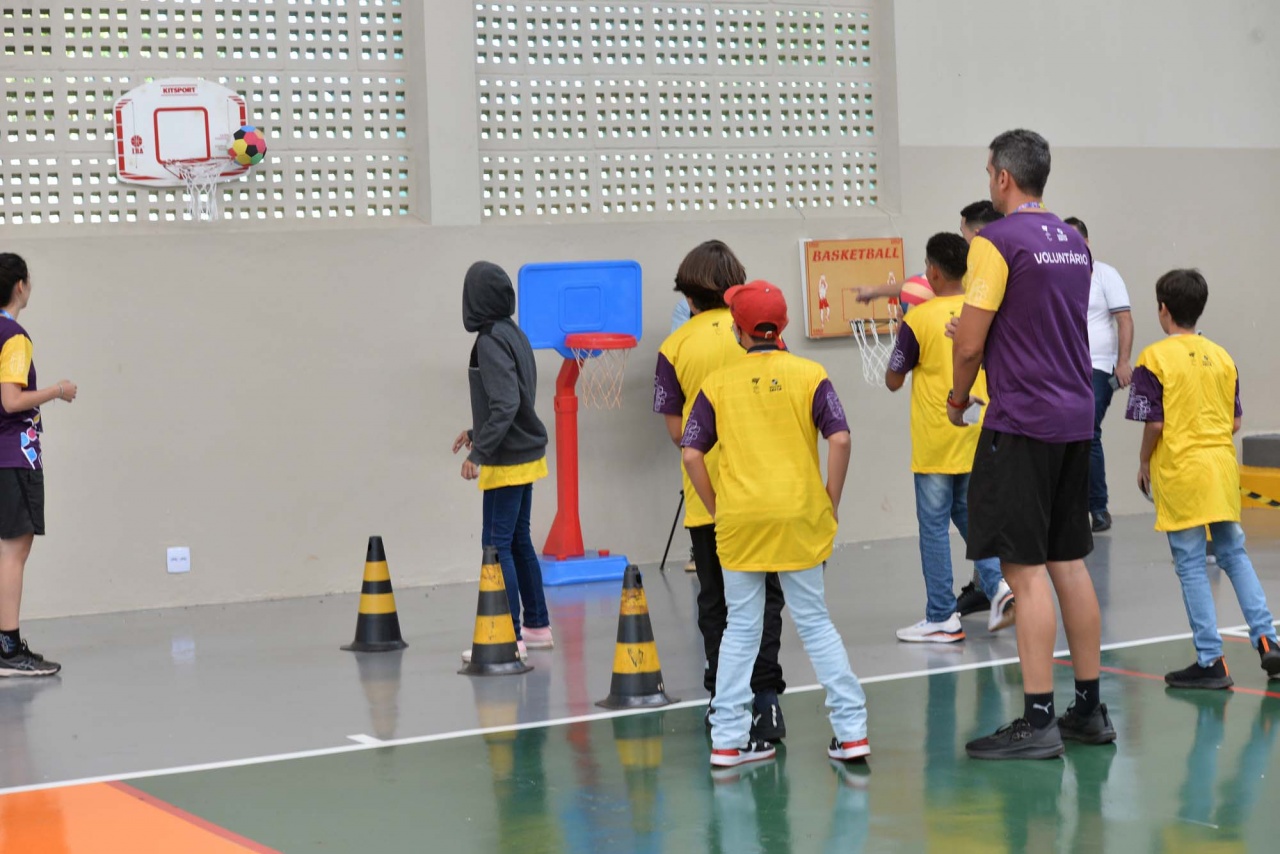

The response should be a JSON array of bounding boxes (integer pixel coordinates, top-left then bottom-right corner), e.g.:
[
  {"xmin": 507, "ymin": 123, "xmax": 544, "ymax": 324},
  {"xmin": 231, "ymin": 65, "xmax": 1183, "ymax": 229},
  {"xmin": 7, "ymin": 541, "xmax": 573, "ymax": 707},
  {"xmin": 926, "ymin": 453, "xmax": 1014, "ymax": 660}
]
[
  {"xmin": 654, "ymin": 308, "xmax": 744, "ymax": 527},
  {"xmin": 1126, "ymin": 334, "xmax": 1240, "ymax": 531},
  {"xmin": 888, "ymin": 294, "xmax": 988, "ymax": 474},
  {"xmin": 478, "ymin": 457, "xmax": 549, "ymax": 491},
  {"xmin": 686, "ymin": 350, "xmax": 842, "ymax": 572}
]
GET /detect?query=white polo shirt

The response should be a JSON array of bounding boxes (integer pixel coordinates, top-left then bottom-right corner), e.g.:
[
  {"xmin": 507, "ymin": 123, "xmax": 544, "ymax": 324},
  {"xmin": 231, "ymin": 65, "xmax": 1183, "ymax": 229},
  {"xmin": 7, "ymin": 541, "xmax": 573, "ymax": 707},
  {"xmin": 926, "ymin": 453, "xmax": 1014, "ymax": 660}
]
[{"xmin": 1087, "ymin": 261, "xmax": 1130, "ymax": 372}]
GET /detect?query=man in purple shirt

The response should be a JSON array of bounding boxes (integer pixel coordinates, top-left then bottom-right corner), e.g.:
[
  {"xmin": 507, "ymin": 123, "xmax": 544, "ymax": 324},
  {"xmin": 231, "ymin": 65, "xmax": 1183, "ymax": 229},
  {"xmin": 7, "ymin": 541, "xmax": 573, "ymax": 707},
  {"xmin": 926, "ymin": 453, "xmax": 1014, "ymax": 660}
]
[{"xmin": 949, "ymin": 129, "xmax": 1113, "ymax": 760}]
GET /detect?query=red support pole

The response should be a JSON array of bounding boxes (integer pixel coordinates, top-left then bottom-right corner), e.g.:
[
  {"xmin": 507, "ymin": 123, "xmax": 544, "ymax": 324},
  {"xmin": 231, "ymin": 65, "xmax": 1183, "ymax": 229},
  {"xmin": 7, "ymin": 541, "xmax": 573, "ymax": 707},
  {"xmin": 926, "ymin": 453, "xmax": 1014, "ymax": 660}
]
[{"xmin": 542, "ymin": 357, "xmax": 585, "ymax": 560}]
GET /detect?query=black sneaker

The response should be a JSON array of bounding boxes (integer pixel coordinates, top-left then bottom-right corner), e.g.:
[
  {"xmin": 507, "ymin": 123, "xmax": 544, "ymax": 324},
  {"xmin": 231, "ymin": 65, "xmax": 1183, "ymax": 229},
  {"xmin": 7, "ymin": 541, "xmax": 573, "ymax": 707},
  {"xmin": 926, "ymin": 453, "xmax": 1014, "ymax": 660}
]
[
  {"xmin": 955, "ymin": 581, "xmax": 991, "ymax": 618},
  {"xmin": 1257, "ymin": 636, "xmax": 1280, "ymax": 678},
  {"xmin": 750, "ymin": 690, "xmax": 787, "ymax": 742},
  {"xmin": 1090, "ymin": 511, "xmax": 1112, "ymax": 532},
  {"xmin": 1057, "ymin": 702, "xmax": 1117, "ymax": 744},
  {"xmin": 0, "ymin": 642, "xmax": 61, "ymax": 678},
  {"xmin": 1164, "ymin": 657, "xmax": 1233, "ymax": 689},
  {"xmin": 965, "ymin": 717, "xmax": 1064, "ymax": 760}
]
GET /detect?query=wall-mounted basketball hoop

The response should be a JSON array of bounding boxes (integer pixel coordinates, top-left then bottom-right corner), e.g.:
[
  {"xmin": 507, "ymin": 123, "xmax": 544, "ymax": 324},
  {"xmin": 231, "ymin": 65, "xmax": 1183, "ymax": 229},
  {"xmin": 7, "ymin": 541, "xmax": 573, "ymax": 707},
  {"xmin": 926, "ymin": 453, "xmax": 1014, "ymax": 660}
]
[{"xmin": 113, "ymin": 78, "xmax": 266, "ymax": 222}]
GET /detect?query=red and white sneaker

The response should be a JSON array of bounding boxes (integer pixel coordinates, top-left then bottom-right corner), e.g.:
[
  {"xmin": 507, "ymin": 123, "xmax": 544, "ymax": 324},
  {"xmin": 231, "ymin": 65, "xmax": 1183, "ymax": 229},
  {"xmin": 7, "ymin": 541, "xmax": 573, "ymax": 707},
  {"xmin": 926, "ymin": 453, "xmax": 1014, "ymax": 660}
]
[
  {"xmin": 710, "ymin": 739, "xmax": 776, "ymax": 768},
  {"xmin": 828, "ymin": 736, "xmax": 870, "ymax": 762}
]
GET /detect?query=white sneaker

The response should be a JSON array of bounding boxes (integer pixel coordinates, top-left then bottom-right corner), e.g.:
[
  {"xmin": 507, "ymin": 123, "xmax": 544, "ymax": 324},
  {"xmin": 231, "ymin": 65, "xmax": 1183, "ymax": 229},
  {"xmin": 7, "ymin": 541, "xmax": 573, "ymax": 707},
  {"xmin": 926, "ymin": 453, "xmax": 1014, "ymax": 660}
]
[
  {"xmin": 896, "ymin": 614, "xmax": 965, "ymax": 644},
  {"xmin": 987, "ymin": 581, "xmax": 1016, "ymax": 632},
  {"xmin": 462, "ymin": 640, "xmax": 528, "ymax": 665}
]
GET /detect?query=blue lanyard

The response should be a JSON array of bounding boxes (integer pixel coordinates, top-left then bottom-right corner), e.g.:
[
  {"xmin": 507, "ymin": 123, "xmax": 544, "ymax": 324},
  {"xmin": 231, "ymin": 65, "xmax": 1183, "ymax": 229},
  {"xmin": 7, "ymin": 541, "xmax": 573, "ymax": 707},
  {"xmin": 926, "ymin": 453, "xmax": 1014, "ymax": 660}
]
[
  {"xmin": 0, "ymin": 311, "xmax": 11, "ymax": 320},
  {"xmin": 1014, "ymin": 201, "xmax": 1045, "ymax": 213}
]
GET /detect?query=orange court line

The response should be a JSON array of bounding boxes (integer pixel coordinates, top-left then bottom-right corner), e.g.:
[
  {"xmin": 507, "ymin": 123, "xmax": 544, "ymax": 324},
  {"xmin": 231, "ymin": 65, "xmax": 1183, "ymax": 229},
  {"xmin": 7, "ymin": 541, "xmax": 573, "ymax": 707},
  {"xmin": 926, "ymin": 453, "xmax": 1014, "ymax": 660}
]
[
  {"xmin": 1052, "ymin": 658, "xmax": 1280, "ymax": 699},
  {"xmin": 0, "ymin": 781, "xmax": 279, "ymax": 854}
]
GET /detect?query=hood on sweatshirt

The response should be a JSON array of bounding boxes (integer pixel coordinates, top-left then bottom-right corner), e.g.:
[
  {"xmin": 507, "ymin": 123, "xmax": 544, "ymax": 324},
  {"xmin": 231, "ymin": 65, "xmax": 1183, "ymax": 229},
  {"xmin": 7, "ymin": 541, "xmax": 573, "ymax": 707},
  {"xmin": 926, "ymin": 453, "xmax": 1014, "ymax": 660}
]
[{"xmin": 463, "ymin": 261, "xmax": 516, "ymax": 333}]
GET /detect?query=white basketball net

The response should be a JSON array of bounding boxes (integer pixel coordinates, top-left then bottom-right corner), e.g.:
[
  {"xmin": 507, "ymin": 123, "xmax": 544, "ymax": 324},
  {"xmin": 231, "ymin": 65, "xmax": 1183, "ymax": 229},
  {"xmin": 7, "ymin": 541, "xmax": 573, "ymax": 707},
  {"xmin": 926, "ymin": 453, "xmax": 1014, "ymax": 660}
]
[
  {"xmin": 570, "ymin": 346, "xmax": 631, "ymax": 410},
  {"xmin": 850, "ymin": 315, "xmax": 900, "ymax": 387},
  {"xmin": 162, "ymin": 158, "xmax": 233, "ymax": 222}
]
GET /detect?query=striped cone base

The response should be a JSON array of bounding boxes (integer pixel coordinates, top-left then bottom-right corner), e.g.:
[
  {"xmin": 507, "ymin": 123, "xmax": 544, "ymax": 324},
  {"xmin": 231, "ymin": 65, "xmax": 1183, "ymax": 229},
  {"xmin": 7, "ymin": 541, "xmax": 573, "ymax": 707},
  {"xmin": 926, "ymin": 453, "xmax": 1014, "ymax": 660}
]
[
  {"xmin": 597, "ymin": 565, "xmax": 677, "ymax": 708},
  {"xmin": 342, "ymin": 536, "xmax": 408, "ymax": 652},
  {"xmin": 460, "ymin": 546, "xmax": 533, "ymax": 677}
]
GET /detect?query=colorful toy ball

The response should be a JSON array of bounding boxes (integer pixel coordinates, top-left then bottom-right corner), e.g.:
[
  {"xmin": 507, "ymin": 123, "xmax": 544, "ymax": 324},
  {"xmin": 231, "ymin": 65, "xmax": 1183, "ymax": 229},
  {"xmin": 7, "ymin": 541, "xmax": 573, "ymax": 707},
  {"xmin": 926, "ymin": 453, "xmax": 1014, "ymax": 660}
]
[{"xmin": 228, "ymin": 125, "xmax": 267, "ymax": 167}]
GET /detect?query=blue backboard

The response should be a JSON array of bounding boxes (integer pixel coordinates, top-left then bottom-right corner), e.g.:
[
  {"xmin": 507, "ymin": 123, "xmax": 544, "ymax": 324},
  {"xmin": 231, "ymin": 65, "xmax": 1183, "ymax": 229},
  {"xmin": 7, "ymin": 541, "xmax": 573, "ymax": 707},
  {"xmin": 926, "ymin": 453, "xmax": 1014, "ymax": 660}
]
[{"xmin": 518, "ymin": 260, "xmax": 643, "ymax": 360}]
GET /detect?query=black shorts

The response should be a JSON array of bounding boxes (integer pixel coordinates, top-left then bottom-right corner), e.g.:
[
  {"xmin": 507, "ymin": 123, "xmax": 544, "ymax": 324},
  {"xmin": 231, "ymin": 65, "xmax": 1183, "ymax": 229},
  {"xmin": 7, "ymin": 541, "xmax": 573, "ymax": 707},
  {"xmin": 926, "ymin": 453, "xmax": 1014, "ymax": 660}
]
[
  {"xmin": 966, "ymin": 429, "xmax": 1092, "ymax": 565},
  {"xmin": 0, "ymin": 468, "xmax": 44, "ymax": 539}
]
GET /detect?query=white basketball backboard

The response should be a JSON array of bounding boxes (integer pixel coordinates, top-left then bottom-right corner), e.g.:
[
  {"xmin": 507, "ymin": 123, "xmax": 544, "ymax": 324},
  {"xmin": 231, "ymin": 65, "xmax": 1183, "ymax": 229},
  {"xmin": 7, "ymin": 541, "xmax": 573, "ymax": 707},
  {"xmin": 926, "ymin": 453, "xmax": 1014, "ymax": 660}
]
[{"xmin": 114, "ymin": 78, "xmax": 249, "ymax": 187}]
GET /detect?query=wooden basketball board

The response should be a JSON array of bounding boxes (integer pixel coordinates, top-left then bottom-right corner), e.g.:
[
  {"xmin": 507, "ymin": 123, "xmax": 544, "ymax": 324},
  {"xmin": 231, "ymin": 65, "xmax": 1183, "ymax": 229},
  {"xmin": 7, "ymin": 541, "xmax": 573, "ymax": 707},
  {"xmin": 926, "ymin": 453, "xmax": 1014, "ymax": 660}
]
[
  {"xmin": 799, "ymin": 237, "xmax": 906, "ymax": 339},
  {"xmin": 114, "ymin": 78, "xmax": 248, "ymax": 187}
]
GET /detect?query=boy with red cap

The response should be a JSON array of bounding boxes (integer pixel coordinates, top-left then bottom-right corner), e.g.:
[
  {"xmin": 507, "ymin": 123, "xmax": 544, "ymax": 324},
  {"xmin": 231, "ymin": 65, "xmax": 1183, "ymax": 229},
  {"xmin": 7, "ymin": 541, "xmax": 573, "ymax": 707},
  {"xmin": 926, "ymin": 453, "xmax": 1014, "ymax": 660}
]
[{"xmin": 681, "ymin": 280, "xmax": 870, "ymax": 768}]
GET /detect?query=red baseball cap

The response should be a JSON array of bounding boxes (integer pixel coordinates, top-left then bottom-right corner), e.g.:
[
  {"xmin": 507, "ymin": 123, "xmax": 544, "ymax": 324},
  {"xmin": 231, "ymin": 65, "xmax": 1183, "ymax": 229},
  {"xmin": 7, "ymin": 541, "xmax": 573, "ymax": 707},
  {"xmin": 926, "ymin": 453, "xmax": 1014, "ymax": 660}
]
[{"xmin": 725, "ymin": 280, "xmax": 788, "ymax": 340}]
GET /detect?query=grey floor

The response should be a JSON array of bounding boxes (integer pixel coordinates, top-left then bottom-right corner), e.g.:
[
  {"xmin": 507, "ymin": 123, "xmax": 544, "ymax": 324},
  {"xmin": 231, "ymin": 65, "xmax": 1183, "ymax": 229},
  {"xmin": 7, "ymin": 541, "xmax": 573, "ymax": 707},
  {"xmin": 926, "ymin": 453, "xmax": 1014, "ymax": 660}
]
[{"xmin": 2, "ymin": 511, "xmax": 1279, "ymax": 790}]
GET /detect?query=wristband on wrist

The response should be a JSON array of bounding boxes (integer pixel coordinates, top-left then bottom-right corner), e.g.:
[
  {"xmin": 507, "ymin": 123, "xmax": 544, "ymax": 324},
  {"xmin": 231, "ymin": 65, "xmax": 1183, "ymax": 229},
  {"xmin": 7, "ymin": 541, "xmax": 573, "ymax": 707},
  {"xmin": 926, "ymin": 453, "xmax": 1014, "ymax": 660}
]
[{"xmin": 947, "ymin": 389, "xmax": 969, "ymax": 409}]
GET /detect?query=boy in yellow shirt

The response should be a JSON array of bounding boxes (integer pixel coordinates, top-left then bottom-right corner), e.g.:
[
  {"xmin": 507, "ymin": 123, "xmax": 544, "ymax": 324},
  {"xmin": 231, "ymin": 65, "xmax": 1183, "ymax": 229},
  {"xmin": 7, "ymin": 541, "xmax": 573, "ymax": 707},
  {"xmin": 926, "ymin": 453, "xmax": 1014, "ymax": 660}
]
[
  {"xmin": 1125, "ymin": 269, "xmax": 1280, "ymax": 688},
  {"xmin": 682, "ymin": 281, "xmax": 869, "ymax": 768},
  {"xmin": 885, "ymin": 233, "xmax": 1014, "ymax": 643},
  {"xmin": 654, "ymin": 241, "xmax": 788, "ymax": 742}
]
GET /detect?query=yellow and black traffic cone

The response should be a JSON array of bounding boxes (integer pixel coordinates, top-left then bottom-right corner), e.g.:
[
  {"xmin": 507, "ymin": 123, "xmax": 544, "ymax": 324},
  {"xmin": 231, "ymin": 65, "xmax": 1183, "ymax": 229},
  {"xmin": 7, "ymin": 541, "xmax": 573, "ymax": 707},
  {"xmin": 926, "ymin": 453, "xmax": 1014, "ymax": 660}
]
[
  {"xmin": 460, "ymin": 546, "xmax": 533, "ymax": 676},
  {"xmin": 597, "ymin": 565, "xmax": 677, "ymax": 708},
  {"xmin": 341, "ymin": 536, "xmax": 409, "ymax": 652}
]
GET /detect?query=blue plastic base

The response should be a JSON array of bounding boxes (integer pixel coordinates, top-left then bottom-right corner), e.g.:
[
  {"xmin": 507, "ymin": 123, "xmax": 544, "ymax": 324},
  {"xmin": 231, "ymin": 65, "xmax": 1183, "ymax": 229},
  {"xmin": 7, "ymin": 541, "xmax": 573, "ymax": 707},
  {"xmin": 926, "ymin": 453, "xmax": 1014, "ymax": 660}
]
[{"xmin": 539, "ymin": 551, "xmax": 630, "ymax": 586}]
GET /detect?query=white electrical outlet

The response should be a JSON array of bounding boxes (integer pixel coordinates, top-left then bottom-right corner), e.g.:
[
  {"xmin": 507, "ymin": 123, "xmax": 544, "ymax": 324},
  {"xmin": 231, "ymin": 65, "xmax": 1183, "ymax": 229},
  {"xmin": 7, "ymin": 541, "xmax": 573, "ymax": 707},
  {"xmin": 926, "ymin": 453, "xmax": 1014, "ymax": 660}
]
[{"xmin": 167, "ymin": 546, "xmax": 191, "ymax": 574}]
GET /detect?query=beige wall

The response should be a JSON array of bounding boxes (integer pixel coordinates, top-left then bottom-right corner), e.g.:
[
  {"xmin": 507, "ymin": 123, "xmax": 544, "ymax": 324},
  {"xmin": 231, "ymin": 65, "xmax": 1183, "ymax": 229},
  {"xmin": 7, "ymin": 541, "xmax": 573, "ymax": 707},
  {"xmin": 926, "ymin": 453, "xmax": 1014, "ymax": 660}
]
[{"xmin": 5, "ymin": 1, "xmax": 1279, "ymax": 617}]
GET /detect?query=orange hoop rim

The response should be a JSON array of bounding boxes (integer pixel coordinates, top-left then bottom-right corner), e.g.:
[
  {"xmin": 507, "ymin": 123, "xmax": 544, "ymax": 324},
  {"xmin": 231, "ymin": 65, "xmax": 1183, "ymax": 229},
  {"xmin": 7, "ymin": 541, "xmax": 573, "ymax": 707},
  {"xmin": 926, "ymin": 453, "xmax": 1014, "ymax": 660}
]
[{"xmin": 564, "ymin": 332, "xmax": 637, "ymax": 351}]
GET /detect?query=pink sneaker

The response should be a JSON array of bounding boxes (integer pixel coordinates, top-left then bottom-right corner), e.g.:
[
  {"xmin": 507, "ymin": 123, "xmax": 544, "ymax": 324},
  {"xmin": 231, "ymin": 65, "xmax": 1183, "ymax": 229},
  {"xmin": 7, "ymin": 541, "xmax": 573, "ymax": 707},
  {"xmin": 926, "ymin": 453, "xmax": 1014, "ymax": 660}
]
[{"xmin": 522, "ymin": 626, "xmax": 554, "ymax": 650}]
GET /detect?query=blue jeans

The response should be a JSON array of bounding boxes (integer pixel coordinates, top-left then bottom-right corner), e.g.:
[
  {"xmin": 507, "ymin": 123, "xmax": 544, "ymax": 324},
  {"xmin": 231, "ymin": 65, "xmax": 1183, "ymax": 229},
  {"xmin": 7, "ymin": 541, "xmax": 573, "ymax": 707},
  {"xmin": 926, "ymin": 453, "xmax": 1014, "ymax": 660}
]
[
  {"xmin": 914, "ymin": 473, "xmax": 1004, "ymax": 622},
  {"xmin": 1168, "ymin": 522, "xmax": 1278, "ymax": 665},
  {"xmin": 711, "ymin": 565, "xmax": 867, "ymax": 749},
  {"xmin": 481, "ymin": 483, "xmax": 549, "ymax": 638},
  {"xmin": 1090, "ymin": 369, "xmax": 1115, "ymax": 514}
]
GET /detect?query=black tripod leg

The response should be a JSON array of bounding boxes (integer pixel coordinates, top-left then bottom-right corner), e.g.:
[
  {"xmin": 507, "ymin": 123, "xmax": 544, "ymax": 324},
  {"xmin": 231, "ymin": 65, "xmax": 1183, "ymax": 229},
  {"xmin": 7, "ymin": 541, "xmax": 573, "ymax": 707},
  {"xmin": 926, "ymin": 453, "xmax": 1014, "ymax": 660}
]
[{"xmin": 660, "ymin": 490, "xmax": 685, "ymax": 572}]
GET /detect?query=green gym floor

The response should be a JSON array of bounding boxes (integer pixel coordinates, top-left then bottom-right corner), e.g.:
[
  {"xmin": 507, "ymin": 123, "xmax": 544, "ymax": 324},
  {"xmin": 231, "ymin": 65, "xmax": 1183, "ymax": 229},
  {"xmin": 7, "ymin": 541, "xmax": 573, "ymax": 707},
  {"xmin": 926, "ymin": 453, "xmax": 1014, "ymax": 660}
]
[{"xmin": 2, "ymin": 514, "xmax": 1279, "ymax": 852}]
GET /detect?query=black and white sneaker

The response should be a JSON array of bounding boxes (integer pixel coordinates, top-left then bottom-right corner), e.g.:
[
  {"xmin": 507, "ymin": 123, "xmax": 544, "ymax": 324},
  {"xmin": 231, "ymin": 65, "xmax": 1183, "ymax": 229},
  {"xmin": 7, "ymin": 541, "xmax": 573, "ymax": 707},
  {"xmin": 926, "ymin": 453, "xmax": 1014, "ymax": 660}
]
[
  {"xmin": 955, "ymin": 581, "xmax": 990, "ymax": 618},
  {"xmin": 751, "ymin": 690, "xmax": 787, "ymax": 742},
  {"xmin": 965, "ymin": 718, "xmax": 1064, "ymax": 760},
  {"xmin": 0, "ymin": 642, "xmax": 61, "ymax": 677},
  {"xmin": 710, "ymin": 739, "xmax": 776, "ymax": 768}
]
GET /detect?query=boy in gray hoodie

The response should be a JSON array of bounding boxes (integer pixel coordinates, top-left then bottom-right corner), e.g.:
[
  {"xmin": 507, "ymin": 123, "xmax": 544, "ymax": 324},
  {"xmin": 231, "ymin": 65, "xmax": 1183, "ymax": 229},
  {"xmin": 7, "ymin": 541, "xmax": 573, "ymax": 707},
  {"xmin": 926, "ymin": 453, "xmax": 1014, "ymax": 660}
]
[{"xmin": 453, "ymin": 261, "xmax": 553, "ymax": 655}]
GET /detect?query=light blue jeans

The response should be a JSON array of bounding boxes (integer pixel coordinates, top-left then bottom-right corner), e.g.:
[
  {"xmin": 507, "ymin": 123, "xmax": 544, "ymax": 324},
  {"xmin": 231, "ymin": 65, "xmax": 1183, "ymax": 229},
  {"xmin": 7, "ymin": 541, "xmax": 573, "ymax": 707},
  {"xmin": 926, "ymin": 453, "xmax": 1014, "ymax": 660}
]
[
  {"xmin": 1168, "ymin": 521, "xmax": 1278, "ymax": 666},
  {"xmin": 914, "ymin": 473, "xmax": 1004, "ymax": 622},
  {"xmin": 711, "ymin": 564, "xmax": 867, "ymax": 750}
]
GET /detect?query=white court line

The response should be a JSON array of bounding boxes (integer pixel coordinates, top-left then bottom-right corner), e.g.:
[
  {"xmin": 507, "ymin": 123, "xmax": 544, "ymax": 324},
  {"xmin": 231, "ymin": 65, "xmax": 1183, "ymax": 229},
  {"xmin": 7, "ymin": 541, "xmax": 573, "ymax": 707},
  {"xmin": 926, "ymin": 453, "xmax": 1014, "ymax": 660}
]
[{"xmin": 0, "ymin": 628, "xmax": 1212, "ymax": 798}]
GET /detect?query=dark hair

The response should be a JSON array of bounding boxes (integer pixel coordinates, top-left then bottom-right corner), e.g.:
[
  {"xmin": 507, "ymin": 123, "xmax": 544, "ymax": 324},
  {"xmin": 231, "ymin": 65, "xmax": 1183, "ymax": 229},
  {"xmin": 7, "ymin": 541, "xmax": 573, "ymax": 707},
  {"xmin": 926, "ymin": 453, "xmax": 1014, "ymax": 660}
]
[
  {"xmin": 1156, "ymin": 268, "xmax": 1209, "ymax": 328},
  {"xmin": 0, "ymin": 254, "xmax": 28, "ymax": 307},
  {"xmin": 674, "ymin": 240, "xmax": 746, "ymax": 312},
  {"xmin": 1063, "ymin": 216, "xmax": 1088, "ymax": 239},
  {"xmin": 959, "ymin": 200, "xmax": 1003, "ymax": 228},
  {"xmin": 925, "ymin": 233, "xmax": 969, "ymax": 281},
  {"xmin": 989, "ymin": 129, "xmax": 1051, "ymax": 197}
]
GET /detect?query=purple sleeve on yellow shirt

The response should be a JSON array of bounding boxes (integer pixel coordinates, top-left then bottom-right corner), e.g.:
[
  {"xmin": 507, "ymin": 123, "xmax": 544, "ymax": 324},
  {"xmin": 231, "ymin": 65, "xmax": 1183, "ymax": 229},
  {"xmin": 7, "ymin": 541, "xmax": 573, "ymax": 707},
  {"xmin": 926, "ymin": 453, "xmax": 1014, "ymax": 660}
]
[
  {"xmin": 681, "ymin": 391, "xmax": 718, "ymax": 452},
  {"xmin": 812, "ymin": 379, "xmax": 850, "ymax": 438},
  {"xmin": 887, "ymin": 322, "xmax": 919, "ymax": 374},
  {"xmin": 1125, "ymin": 366, "xmax": 1163, "ymax": 422},
  {"xmin": 653, "ymin": 353, "xmax": 683, "ymax": 415},
  {"xmin": 1235, "ymin": 375, "xmax": 1243, "ymax": 418}
]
